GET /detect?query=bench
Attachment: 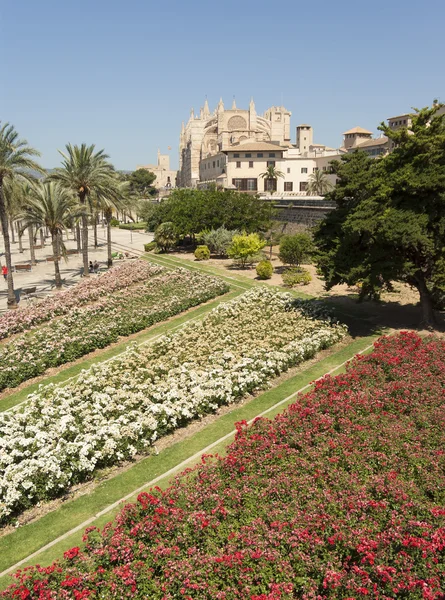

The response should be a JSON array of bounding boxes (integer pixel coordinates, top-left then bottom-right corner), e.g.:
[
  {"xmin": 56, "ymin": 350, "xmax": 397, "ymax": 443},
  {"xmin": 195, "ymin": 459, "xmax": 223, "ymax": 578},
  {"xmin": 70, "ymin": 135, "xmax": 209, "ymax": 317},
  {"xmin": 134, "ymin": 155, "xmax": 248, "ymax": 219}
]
[
  {"xmin": 14, "ymin": 264, "xmax": 32, "ymax": 272},
  {"xmin": 21, "ymin": 287, "xmax": 37, "ymax": 301},
  {"xmin": 66, "ymin": 249, "xmax": 79, "ymax": 255},
  {"xmin": 33, "ymin": 245, "xmax": 43, "ymax": 250}
]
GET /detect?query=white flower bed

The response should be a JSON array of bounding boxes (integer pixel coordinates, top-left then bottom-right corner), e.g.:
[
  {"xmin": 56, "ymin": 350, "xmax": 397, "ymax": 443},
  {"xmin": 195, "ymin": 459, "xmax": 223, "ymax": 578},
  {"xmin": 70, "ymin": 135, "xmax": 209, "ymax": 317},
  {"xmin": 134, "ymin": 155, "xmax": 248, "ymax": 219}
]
[{"xmin": 0, "ymin": 288, "xmax": 347, "ymax": 523}]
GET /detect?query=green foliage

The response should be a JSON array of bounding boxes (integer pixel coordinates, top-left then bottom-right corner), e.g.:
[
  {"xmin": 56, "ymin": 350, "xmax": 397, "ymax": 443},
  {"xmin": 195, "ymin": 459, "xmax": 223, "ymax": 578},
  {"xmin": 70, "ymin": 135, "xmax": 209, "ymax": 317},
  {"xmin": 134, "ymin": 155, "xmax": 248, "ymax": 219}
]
[
  {"xmin": 147, "ymin": 189, "xmax": 272, "ymax": 238},
  {"xmin": 198, "ymin": 226, "xmax": 237, "ymax": 256},
  {"xmin": 256, "ymin": 260, "xmax": 273, "ymax": 280},
  {"xmin": 227, "ymin": 233, "xmax": 266, "ymax": 268},
  {"xmin": 307, "ymin": 169, "xmax": 333, "ymax": 195},
  {"xmin": 137, "ymin": 200, "xmax": 159, "ymax": 230},
  {"xmin": 127, "ymin": 169, "xmax": 157, "ymax": 197},
  {"xmin": 314, "ymin": 103, "xmax": 445, "ymax": 326},
  {"xmin": 282, "ymin": 267, "xmax": 312, "ymax": 287},
  {"xmin": 144, "ymin": 241, "xmax": 157, "ymax": 253},
  {"xmin": 279, "ymin": 233, "xmax": 314, "ymax": 266},
  {"xmin": 118, "ymin": 222, "xmax": 146, "ymax": 230},
  {"xmin": 194, "ymin": 245, "xmax": 210, "ymax": 261},
  {"xmin": 110, "ymin": 217, "xmax": 119, "ymax": 226},
  {"xmin": 154, "ymin": 222, "xmax": 178, "ymax": 252}
]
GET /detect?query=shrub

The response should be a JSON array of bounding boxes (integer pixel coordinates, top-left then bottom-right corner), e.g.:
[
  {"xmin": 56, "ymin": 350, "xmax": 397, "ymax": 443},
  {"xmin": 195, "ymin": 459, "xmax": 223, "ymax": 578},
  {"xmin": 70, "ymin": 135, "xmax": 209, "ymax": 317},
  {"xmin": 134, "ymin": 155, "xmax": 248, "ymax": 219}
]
[
  {"xmin": 256, "ymin": 260, "xmax": 273, "ymax": 280},
  {"xmin": 199, "ymin": 227, "xmax": 237, "ymax": 256},
  {"xmin": 118, "ymin": 222, "xmax": 147, "ymax": 230},
  {"xmin": 227, "ymin": 233, "xmax": 266, "ymax": 267},
  {"xmin": 110, "ymin": 218, "xmax": 119, "ymax": 227},
  {"xmin": 282, "ymin": 267, "xmax": 312, "ymax": 286},
  {"xmin": 194, "ymin": 245, "xmax": 210, "ymax": 261},
  {"xmin": 279, "ymin": 233, "xmax": 314, "ymax": 266},
  {"xmin": 144, "ymin": 241, "xmax": 157, "ymax": 253},
  {"xmin": 154, "ymin": 222, "xmax": 178, "ymax": 252}
]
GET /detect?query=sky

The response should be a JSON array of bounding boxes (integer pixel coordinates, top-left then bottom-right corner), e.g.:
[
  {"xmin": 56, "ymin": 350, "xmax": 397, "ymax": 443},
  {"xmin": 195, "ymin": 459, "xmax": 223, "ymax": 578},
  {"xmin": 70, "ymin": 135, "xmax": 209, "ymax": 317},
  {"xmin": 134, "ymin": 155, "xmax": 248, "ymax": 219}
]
[{"xmin": 2, "ymin": 0, "xmax": 444, "ymax": 171}]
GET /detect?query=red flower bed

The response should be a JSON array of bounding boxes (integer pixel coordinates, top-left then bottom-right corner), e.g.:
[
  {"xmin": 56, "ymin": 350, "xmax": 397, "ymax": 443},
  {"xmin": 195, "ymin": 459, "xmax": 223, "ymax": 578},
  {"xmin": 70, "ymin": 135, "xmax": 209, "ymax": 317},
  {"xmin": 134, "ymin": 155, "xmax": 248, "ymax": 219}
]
[{"xmin": 3, "ymin": 332, "xmax": 445, "ymax": 599}]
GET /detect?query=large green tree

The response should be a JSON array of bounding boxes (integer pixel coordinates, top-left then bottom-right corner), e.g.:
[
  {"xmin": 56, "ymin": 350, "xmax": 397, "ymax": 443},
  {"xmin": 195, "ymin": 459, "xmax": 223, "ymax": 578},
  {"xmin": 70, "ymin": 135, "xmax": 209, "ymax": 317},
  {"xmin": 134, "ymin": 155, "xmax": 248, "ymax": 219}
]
[
  {"xmin": 20, "ymin": 182, "xmax": 75, "ymax": 288},
  {"xmin": 149, "ymin": 189, "xmax": 272, "ymax": 238},
  {"xmin": 50, "ymin": 144, "xmax": 119, "ymax": 277},
  {"xmin": 127, "ymin": 169, "xmax": 157, "ymax": 197},
  {"xmin": 315, "ymin": 103, "xmax": 445, "ymax": 327},
  {"xmin": 0, "ymin": 123, "xmax": 43, "ymax": 308}
]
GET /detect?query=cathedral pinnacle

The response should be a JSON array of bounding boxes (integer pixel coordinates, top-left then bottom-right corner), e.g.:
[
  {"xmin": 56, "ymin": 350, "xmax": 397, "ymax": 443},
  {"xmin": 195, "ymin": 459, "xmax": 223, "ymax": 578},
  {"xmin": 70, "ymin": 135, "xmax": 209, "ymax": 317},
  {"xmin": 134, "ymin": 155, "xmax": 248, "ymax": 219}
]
[
  {"xmin": 203, "ymin": 97, "xmax": 210, "ymax": 117},
  {"xmin": 232, "ymin": 96, "xmax": 237, "ymax": 109},
  {"xmin": 217, "ymin": 98, "xmax": 224, "ymax": 113}
]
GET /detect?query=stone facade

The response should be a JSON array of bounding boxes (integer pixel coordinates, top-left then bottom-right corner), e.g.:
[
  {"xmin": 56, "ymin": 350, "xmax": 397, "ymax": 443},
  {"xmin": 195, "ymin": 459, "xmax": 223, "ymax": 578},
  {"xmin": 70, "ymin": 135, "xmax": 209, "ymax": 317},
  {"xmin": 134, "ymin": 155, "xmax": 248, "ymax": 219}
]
[
  {"xmin": 178, "ymin": 98, "xmax": 292, "ymax": 188},
  {"xmin": 137, "ymin": 149, "xmax": 177, "ymax": 192}
]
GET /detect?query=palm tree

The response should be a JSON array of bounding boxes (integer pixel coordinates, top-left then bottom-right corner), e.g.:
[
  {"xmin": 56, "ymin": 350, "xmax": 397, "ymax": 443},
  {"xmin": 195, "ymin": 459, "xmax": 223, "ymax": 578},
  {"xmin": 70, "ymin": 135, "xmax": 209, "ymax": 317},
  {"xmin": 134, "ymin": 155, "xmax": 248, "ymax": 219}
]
[
  {"xmin": 307, "ymin": 169, "xmax": 334, "ymax": 196},
  {"xmin": 50, "ymin": 144, "xmax": 118, "ymax": 277},
  {"xmin": 259, "ymin": 165, "xmax": 284, "ymax": 194},
  {"xmin": 0, "ymin": 122, "xmax": 43, "ymax": 308},
  {"xmin": 92, "ymin": 178, "xmax": 126, "ymax": 267},
  {"xmin": 20, "ymin": 182, "xmax": 75, "ymax": 289}
]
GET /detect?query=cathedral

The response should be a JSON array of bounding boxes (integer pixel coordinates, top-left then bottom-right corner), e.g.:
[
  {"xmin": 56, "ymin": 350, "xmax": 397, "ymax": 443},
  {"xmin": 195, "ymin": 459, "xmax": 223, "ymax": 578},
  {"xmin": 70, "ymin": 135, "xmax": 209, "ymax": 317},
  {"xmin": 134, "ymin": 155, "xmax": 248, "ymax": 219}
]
[{"xmin": 177, "ymin": 98, "xmax": 292, "ymax": 188}]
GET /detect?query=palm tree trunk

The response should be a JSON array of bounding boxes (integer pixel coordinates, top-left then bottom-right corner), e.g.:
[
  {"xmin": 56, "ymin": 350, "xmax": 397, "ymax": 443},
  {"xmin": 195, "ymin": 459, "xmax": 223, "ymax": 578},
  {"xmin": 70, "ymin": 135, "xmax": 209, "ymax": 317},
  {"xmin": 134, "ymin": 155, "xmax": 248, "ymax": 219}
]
[
  {"xmin": 107, "ymin": 219, "xmax": 113, "ymax": 267},
  {"xmin": 40, "ymin": 228, "xmax": 45, "ymax": 247},
  {"xmin": 52, "ymin": 232, "xmax": 62, "ymax": 289},
  {"xmin": 10, "ymin": 219, "xmax": 16, "ymax": 243},
  {"xmin": 93, "ymin": 217, "xmax": 98, "ymax": 248},
  {"xmin": 0, "ymin": 183, "xmax": 17, "ymax": 309},
  {"xmin": 28, "ymin": 226, "xmax": 36, "ymax": 266},
  {"xmin": 81, "ymin": 213, "xmax": 89, "ymax": 277},
  {"xmin": 76, "ymin": 223, "xmax": 81, "ymax": 252},
  {"xmin": 17, "ymin": 221, "xmax": 23, "ymax": 253}
]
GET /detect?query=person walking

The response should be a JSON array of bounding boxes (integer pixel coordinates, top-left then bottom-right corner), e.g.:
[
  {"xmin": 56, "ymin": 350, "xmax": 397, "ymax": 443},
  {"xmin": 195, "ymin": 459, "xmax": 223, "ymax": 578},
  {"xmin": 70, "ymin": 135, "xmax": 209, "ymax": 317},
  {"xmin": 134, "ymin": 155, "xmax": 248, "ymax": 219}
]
[
  {"xmin": 93, "ymin": 260, "xmax": 99, "ymax": 274},
  {"xmin": 2, "ymin": 265, "xmax": 7, "ymax": 281}
]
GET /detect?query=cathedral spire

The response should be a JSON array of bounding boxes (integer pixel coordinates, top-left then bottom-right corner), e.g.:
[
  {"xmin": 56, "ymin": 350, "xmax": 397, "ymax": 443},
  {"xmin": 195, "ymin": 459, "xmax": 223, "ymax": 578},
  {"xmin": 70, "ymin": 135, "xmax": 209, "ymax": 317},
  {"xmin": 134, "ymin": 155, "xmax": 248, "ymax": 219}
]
[
  {"xmin": 217, "ymin": 97, "xmax": 224, "ymax": 113},
  {"xmin": 249, "ymin": 97, "xmax": 256, "ymax": 111},
  {"xmin": 232, "ymin": 96, "xmax": 237, "ymax": 109},
  {"xmin": 189, "ymin": 107, "xmax": 194, "ymax": 121},
  {"xmin": 203, "ymin": 97, "xmax": 210, "ymax": 117}
]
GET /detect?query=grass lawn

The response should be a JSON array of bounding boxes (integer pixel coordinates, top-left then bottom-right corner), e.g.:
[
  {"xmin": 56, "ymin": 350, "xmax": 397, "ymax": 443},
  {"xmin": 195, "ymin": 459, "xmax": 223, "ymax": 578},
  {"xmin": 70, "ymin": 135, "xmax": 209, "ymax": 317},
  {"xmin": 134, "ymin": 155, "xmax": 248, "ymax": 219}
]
[{"xmin": 0, "ymin": 333, "xmax": 380, "ymax": 588}]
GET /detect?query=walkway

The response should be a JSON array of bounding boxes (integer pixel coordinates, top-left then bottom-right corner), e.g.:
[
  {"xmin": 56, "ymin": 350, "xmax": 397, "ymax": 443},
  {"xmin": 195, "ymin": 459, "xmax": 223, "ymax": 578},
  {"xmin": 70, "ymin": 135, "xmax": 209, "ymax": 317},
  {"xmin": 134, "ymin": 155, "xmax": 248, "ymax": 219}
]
[{"xmin": 0, "ymin": 227, "xmax": 154, "ymax": 312}]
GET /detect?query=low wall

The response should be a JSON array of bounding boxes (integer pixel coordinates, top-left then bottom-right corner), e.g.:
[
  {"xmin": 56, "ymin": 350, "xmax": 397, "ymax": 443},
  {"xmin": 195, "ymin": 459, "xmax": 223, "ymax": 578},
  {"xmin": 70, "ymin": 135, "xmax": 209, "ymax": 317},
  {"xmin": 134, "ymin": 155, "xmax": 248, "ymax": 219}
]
[{"xmin": 274, "ymin": 198, "xmax": 335, "ymax": 226}]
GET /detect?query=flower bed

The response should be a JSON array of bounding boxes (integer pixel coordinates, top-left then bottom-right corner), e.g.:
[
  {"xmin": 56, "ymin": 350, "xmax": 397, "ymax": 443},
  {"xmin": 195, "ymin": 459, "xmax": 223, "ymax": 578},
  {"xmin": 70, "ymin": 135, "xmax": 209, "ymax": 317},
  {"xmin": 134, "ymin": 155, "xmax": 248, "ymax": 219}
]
[
  {"xmin": 0, "ymin": 288, "xmax": 346, "ymax": 524},
  {"xmin": 0, "ymin": 270, "xmax": 228, "ymax": 391},
  {"xmin": 0, "ymin": 261, "xmax": 162, "ymax": 341},
  {"xmin": 3, "ymin": 332, "xmax": 445, "ymax": 599}
]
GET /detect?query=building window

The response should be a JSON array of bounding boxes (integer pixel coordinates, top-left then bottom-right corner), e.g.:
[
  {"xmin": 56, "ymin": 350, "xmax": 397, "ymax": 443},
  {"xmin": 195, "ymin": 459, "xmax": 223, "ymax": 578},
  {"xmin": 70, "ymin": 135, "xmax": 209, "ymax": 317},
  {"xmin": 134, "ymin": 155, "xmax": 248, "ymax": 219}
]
[
  {"xmin": 301, "ymin": 167, "xmax": 308, "ymax": 173},
  {"xmin": 236, "ymin": 161, "xmax": 241, "ymax": 168},
  {"xmin": 265, "ymin": 179, "xmax": 277, "ymax": 192},
  {"xmin": 249, "ymin": 161, "xmax": 254, "ymax": 168},
  {"xmin": 213, "ymin": 161, "xmax": 216, "ymax": 168},
  {"xmin": 267, "ymin": 160, "xmax": 275, "ymax": 167},
  {"xmin": 269, "ymin": 153, "xmax": 276, "ymax": 157},
  {"xmin": 234, "ymin": 153, "xmax": 240, "ymax": 158},
  {"xmin": 257, "ymin": 153, "xmax": 263, "ymax": 158},
  {"xmin": 300, "ymin": 182, "xmax": 308, "ymax": 192},
  {"xmin": 287, "ymin": 168, "xmax": 290, "ymax": 173},
  {"xmin": 217, "ymin": 160, "xmax": 219, "ymax": 167},
  {"xmin": 232, "ymin": 178, "xmax": 257, "ymax": 191},
  {"xmin": 284, "ymin": 182, "xmax": 293, "ymax": 191},
  {"xmin": 245, "ymin": 153, "xmax": 251, "ymax": 158},
  {"xmin": 313, "ymin": 167, "xmax": 319, "ymax": 172},
  {"xmin": 322, "ymin": 166, "xmax": 326, "ymax": 171}
]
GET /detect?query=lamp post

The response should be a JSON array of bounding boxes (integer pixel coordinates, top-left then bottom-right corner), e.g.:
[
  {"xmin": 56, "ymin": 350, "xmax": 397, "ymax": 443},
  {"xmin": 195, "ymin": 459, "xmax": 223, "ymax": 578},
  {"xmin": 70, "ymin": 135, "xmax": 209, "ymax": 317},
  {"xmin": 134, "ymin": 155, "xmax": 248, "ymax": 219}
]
[{"xmin": 130, "ymin": 222, "xmax": 133, "ymax": 245}]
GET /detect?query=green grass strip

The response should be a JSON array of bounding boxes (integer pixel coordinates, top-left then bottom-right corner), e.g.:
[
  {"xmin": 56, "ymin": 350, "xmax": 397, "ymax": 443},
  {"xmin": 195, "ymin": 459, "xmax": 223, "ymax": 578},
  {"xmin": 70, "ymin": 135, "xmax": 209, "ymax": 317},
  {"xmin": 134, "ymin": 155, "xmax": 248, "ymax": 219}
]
[
  {"xmin": 0, "ymin": 333, "xmax": 378, "ymax": 588},
  {"xmin": 144, "ymin": 253, "xmax": 312, "ymax": 298},
  {"xmin": 0, "ymin": 289, "xmax": 242, "ymax": 413}
]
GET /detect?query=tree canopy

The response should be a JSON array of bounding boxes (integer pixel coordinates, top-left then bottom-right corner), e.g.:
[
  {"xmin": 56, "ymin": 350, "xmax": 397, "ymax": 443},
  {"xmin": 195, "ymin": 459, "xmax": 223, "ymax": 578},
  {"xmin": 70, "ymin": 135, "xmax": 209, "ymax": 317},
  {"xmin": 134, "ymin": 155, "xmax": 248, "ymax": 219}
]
[
  {"xmin": 126, "ymin": 169, "xmax": 157, "ymax": 197},
  {"xmin": 149, "ymin": 188, "xmax": 272, "ymax": 237},
  {"xmin": 314, "ymin": 103, "xmax": 445, "ymax": 327}
]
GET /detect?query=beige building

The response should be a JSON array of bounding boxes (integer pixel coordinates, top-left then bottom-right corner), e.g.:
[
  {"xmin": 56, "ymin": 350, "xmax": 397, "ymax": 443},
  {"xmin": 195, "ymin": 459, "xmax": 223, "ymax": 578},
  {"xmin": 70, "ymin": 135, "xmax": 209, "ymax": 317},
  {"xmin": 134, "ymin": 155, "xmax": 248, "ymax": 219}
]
[
  {"xmin": 137, "ymin": 149, "xmax": 176, "ymax": 192},
  {"xmin": 178, "ymin": 98, "xmax": 292, "ymax": 188}
]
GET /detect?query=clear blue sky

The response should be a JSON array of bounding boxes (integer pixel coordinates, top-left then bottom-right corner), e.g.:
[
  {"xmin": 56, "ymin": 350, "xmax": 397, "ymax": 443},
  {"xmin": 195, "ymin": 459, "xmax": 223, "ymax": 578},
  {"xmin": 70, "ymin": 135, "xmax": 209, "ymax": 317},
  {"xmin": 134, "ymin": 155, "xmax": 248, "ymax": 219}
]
[{"xmin": 2, "ymin": 0, "xmax": 444, "ymax": 171}]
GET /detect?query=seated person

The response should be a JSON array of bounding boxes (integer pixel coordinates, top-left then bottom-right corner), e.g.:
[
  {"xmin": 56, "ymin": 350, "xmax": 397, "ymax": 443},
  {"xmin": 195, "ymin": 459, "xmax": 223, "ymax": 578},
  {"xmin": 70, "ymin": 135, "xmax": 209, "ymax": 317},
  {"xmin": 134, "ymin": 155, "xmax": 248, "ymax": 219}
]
[
  {"xmin": 88, "ymin": 261, "xmax": 94, "ymax": 273},
  {"xmin": 93, "ymin": 260, "xmax": 99, "ymax": 274}
]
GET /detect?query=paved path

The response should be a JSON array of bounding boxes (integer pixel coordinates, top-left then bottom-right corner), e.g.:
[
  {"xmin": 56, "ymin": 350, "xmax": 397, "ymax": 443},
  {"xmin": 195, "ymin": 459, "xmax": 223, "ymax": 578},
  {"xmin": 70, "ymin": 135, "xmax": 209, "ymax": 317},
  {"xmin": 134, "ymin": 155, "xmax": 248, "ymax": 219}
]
[{"xmin": 0, "ymin": 227, "xmax": 154, "ymax": 312}]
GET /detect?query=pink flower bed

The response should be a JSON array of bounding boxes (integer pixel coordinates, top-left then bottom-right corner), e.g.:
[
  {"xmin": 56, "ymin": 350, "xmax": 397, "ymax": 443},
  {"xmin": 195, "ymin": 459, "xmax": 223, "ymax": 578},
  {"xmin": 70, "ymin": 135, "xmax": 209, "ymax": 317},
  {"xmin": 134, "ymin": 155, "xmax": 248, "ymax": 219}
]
[
  {"xmin": 3, "ymin": 332, "xmax": 445, "ymax": 599},
  {"xmin": 0, "ymin": 261, "xmax": 163, "ymax": 340}
]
